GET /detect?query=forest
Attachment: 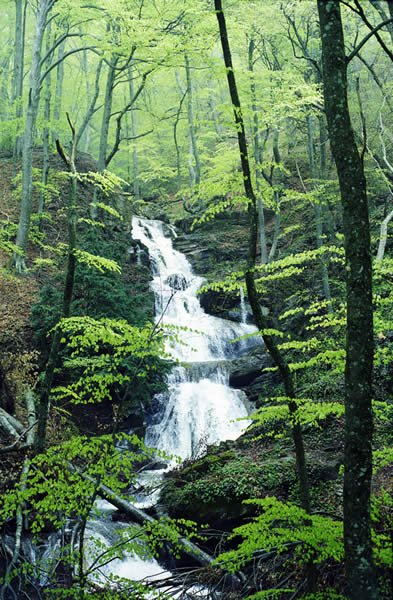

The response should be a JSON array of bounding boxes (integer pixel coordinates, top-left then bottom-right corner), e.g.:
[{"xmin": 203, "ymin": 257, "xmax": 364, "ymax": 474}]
[{"xmin": 0, "ymin": 0, "xmax": 393, "ymax": 598}]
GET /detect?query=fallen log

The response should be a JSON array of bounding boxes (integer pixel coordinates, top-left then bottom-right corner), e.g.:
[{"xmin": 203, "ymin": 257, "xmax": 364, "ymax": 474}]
[{"xmin": 68, "ymin": 462, "xmax": 215, "ymax": 567}]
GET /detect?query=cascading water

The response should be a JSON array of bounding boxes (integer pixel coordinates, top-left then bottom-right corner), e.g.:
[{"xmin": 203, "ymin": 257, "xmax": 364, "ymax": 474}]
[
  {"xmin": 132, "ymin": 217, "xmax": 258, "ymax": 461},
  {"xmin": 240, "ymin": 287, "xmax": 247, "ymax": 324},
  {"xmin": 85, "ymin": 217, "xmax": 259, "ymax": 589}
]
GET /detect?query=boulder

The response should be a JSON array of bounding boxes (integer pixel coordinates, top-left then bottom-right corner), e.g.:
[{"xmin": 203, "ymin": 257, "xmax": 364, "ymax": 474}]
[{"xmin": 165, "ymin": 273, "xmax": 189, "ymax": 291}]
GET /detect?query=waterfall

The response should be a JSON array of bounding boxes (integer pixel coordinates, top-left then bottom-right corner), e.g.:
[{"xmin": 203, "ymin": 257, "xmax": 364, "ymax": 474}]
[
  {"xmin": 83, "ymin": 217, "xmax": 259, "ymax": 589},
  {"xmin": 240, "ymin": 286, "xmax": 247, "ymax": 324},
  {"xmin": 132, "ymin": 217, "xmax": 258, "ymax": 460}
]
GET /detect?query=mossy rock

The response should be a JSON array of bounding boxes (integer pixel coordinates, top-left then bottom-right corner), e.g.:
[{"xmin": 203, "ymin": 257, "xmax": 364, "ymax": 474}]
[{"xmin": 160, "ymin": 452, "xmax": 297, "ymax": 527}]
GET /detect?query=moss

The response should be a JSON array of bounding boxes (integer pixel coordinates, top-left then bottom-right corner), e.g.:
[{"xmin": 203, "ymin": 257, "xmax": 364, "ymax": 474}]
[{"xmin": 161, "ymin": 451, "xmax": 297, "ymax": 523}]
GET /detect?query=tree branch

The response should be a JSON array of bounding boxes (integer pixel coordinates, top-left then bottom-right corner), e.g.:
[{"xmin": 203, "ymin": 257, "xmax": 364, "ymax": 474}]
[
  {"xmin": 40, "ymin": 46, "xmax": 98, "ymax": 83},
  {"xmin": 345, "ymin": 9, "xmax": 393, "ymax": 63}
]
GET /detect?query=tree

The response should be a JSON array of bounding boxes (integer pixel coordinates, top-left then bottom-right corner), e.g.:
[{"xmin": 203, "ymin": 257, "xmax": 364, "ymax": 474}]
[
  {"xmin": 34, "ymin": 115, "xmax": 79, "ymax": 454},
  {"xmin": 214, "ymin": 0, "xmax": 311, "ymax": 515},
  {"xmin": 10, "ymin": 0, "xmax": 98, "ymax": 272},
  {"xmin": 12, "ymin": 0, "xmax": 26, "ymax": 162},
  {"xmin": 12, "ymin": 0, "xmax": 58, "ymax": 273},
  {"xmin": 317, "ymin": 2, "xmax": 377, "ymax": 598}
]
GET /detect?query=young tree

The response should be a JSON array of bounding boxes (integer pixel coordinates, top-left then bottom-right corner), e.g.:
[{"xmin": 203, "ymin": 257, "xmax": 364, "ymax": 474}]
[
  {"xmin": 12, "ymin": 0, "xmax": 59, "ymax": 273},
  {"xmin": 12, "ymin": 0, "xmax": 26, "ymax": 161},
  {"xmin": 214, "ymin": 0, "xmax": 311, "ymax": 515}
]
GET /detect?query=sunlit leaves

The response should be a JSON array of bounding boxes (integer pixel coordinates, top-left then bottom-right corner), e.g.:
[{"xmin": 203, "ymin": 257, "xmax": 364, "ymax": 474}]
[
  {"xmin": 50, "ymin": 316, "xmax": 186, "ymax": 404},
  {"xmin": 216, "ymin": 496, "xmax": 343, "ymax": 573}
]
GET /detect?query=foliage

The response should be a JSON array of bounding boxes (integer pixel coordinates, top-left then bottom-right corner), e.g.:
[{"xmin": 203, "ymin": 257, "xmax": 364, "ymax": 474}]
[
  {"xmin": 216, "ymin": 496, "xmax": 344, "ymax": 571},
  {"xmin": 248, "ymin": 397, "xmax": 344, "ymax": 440},
  {"xmin": 162, "ymin": 451, "xmax": 297, "ymax": 516},
  {"xmin": 51, "ymin": 315, "xmax": 176, "ymax": 408},
  {"xmin": 0, "ymin": 433, "xmax": 149, "ymax": 532},
  {"xmin": 0, "ymin": 432, "xmax": 202, "ymax": 598}
]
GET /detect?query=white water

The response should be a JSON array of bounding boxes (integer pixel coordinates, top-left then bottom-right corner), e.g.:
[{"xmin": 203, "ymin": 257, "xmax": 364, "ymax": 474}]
[
  {"xmin": 240, "ymin": 287, "xmax": 247, "ymax": 324},
  {"xmin": 85, "ymin": 217, "xmax": 258, "ymax": 589},
  {"xmin": 132, "ymin": 217, "xmax": 258, "ymax": 460}
]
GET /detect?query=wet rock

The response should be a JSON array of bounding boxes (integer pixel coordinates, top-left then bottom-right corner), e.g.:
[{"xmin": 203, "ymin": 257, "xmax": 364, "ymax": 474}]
[
  {"xmin": 199, "ymin": 287, "xmax": 240, "ymax": 318},
  {"xmin": 165, "ymin": 273, "xmax": 189, "ymax": 291},
  {"xmin": 228, "ymin": 345, "xmax": 280, "ymax": 404},
  {"xmin": 229, "ymin": 345, "xmax": 267, "ymax": 387}
]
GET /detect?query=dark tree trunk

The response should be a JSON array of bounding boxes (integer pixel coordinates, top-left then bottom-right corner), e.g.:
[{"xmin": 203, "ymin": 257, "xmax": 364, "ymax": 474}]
[
  {"xmin": 215, "ymin": 0, "xmax": 310, "ymax": 514},
  {"xmin": 34, "ymin": 120, "xmax": 78, "ymax": 455},
  {"xmin": 317, "ymin": 2, "xmax": 376, "ymax": 599}
]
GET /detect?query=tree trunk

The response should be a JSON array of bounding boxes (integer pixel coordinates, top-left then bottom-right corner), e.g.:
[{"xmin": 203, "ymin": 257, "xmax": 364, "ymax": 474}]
[
  {"xmin": 38, "ymin": 20, "xmax": 52, "ymax": 218},
  {"xmin": 34, "ymin": 120, "xmax": 78, "ymax": 454},
  {"xmin": 12, "ymin": 0, "xmax": 55, "ymax": 272},
  {"xmin": 307, "ymin": 113, "xmax": 332, "ymax": 311},
  {"xmin": 75, "ymin": 58, "xmax": 103, "ymax": 151},
  {"xmin": 248, "ymin": 36, "xmax": 268, "ymax": 265},
  {"xmin": 0, "ymin": 45, "xmax": 12, "ymax": 121},
  {"xmin": 184, "ymin": 54, "xmax": 201, "ymax": 208},
  {"xmin": 268, "ymin": 128, "xmax": 283, "ymax": 262},
  {"xmin": 91, "ymin": 56, "xmax": 118, "ymax": 218},
  {"xmin": 51, "ymin": 37, "xmax": 65, "ymax": 144},
  {"xmin": 12, "ymin": 0, "xmax": 26, "ymax": 161},
  {"xmin": 317, "ymin": 2, "xmax": 376, "ymax": 598},
  {"xmin": 215, "ymin": 0, "xmax": 310, "ymax": 514},
  {"xmin": 267, "ymin": 196, "xmax": 280, "ymax": 263},
  {"xmin": 98, "ymin": 57, "xmax": 118, "ymax": 174},
  {"xmin": 129, "ymin": 67, "xmax": 140, "ymax": 199},
  {"xmin": 207, "ymin": 74, "xmax": 222, "ymax": 137}
]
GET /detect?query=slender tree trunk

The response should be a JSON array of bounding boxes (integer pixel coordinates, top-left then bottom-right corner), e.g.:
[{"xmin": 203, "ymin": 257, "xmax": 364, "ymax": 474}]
[
  {"xmin": 376, "ymin": 209, "xmax": 393, "ymax": 261},
  {"xmin": 268, "ymin": 128, "xmax": 283, "ymax": 262},
  {"xmin": 75, "ymin": 58, "xmax": 103, "ymax": 151},
  {"xmin": 173, "ymin": 85, "xmax": 188, "ymax": 210},
  {"xmin": 248, "ymin": 36, "xmax": 268, "ymax": 265},
  {"xmin": 91, "ymin": 56, "xmax": 118, "ymax": 217},
  {"xmin": 307, "ymin": 113, "xmax": 333, "ymax": 311},
  {"xmin": 184, "ymin": 54, "xmax": 202, "ymax": 208},
  {"xmin": 98, "ymin": 57, "xmax": 117, "ymax": 174},
  {"xmin": 268, "ymin": 195, "xmax": 280, "ymax": 263},
  {"xmin": 51, "ymin": 37, "xmax": 65, "ymax": 144},
  {"xmin": 34, "ymin": 118, "xmax": 78, "ymax": 454},
  {"xmin": 12, "ymin": 0, "xmax": 26, "ymax": 161},
  {"xmin": 318, "ymin": 113, "xmax": 338, "ymax": 237},
  {"xmin": 0, "ymin": 46, "xmax": 12, "ymax": 121},
  {"xmin": 38, "ymin": 20, "xmax": 52, "ymax": 218},
  {"xmin": 215, "ymin": 0, "xmax": 310, "ymax": 514},
  {"xmin": 12, "ymin": 0, "xmax": 55, "ymax": 272},
  {"xmin": 129, "ymin": 67, "xmax": 139, "ymax": 199},
  {"xmin": 207, "ymin": 74, "xmax": 222, "ymax": 136},
  {"xmin": 318, "ymin": 3, "xmax": 376, "ymax": 598}
]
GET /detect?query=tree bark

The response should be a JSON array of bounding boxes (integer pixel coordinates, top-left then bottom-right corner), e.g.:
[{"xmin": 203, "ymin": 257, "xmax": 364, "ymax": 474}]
[
  {"xmin": 12, "ymin": 0, "xmax": 57, "ymax": 272},
  {"xmin": 215, "ymin": 0, "xmax": 310, "ymax": 514},
  {"xmin": 177, "ymin": 55, "xmax": 202, "ymax": 210},
  {"xmin": 307, "ymin": 113, "xmax": 332, "ymax": 312},
  {"xmin": 317, "ymin": 2, "xmax": 376, "ymax": 598},
  {"xmin": 248, "ymin": 36, "xmax": 268, "ymax": 265},
  {"xmin": 75, "ymin": 58, "xmax": 103, "ymax": 151},
  {"xmin": 91, "ymin": 55, "xmax": 118, "ymax": 218},
  {"xmin": 52, "ymin": 37, "xmax": 65, "ymax": 144},
  {"xmin": 129, "ymin": 66, "xmax": 140, "ymax": 199},
  {"xmin": 34, "ymin": 118, "xmax": 78, "ymax": 454},
  {"xmin": 184, "ymin": 54, "xmax": 201, "ymax": 196},
  {"xmin": 38, "ymin": 20, "xmax": 53, "ymax": 218},
  {"xmin": 12, "ymin": 0, "xmax": 26, "ymax": 161}
]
